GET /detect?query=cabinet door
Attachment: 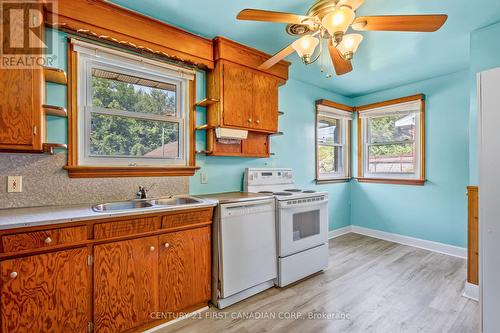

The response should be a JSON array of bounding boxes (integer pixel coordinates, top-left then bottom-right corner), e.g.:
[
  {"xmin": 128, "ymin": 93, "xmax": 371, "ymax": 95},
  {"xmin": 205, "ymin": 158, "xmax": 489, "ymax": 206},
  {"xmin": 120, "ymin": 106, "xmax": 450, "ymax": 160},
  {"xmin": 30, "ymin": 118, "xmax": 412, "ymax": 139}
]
[
  {"xmin": 222, "ymin": 63, "xmax": 254, "ymax": 129},
  {"xmin": 159, "ymin": 227, "xmax": 211, "ymax": 313},
  {"xmin": 0, "ymin": 68, "xmax": 43, "ymax": 151},
  {"xmin": 253, "ymin": 73, "xmax": 278, "ymax": 132},
  {"xmin": 242, "ymin": 131, "xmax": 269, "ymax": 157},
  {"xmin": 0, "ymin": 248, "xmax": 90, "ymax": 333},
  {"xmin": 94, "ymin": 236, "xmax": 159, "ymax": 333}
]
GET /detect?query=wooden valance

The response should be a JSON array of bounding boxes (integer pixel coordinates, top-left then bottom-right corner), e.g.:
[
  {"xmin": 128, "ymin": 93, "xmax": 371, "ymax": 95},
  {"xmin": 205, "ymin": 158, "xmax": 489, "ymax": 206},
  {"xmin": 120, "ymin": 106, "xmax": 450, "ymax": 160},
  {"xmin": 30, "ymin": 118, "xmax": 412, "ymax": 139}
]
[{"xmin": 45, "ymin": 0, "xmax": 214, "ymax": 69}]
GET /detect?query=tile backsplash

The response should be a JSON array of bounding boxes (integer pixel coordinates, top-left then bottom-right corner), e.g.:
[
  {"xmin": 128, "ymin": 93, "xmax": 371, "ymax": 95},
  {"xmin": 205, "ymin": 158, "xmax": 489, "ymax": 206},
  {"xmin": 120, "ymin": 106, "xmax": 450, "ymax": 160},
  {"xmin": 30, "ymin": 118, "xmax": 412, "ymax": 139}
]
[{"xmin": 0, "ymin": 153, "xmax": 189, "ymax": 209}]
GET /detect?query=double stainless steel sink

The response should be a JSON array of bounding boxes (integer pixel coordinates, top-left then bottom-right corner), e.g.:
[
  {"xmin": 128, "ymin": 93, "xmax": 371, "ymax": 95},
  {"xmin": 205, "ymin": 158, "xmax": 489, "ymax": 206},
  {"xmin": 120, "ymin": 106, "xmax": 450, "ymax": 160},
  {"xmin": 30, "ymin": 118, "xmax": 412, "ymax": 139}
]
[{"xmin": 92, "ymin": 196, "xmax": 203, "ymax": 213}]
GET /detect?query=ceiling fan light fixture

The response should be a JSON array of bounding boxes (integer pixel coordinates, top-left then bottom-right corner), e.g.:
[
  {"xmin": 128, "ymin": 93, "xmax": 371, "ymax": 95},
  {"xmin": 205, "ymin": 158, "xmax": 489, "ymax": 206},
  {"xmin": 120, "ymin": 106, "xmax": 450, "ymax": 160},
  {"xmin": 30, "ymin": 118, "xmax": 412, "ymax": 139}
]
[
  {"xmin": 321, "ymin": 6, "xmax": 355, "ymax": 36},
  {"xmin": 292, "ymin": 35, "xmax": 319, "ymax": 63},
  {"xmin": 337, "ymin": 33, "xmax": 363, "ymax": 60}
]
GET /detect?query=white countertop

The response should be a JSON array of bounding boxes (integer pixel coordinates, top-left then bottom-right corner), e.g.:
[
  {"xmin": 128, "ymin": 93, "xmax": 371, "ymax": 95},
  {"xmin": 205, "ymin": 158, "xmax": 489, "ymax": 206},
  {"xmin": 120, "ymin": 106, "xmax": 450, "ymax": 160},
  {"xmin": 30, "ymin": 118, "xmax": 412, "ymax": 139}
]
[{"xmin": 0, "ymin": 197, "xmax": 218, "ymax": 230}]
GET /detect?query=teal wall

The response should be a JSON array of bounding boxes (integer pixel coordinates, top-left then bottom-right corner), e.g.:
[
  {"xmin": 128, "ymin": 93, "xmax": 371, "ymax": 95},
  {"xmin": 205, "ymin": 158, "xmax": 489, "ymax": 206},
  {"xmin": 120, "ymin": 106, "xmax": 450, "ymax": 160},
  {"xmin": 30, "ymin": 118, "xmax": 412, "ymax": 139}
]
[
  {"xmin": 190, "ymin": 73, "xmax": 353, "ymax": 231},
  {"xmin": 350, "ymin": 71, "xmax": 470, "ymax": 247},
  {"xmin": 468, "ymin": 21, "xmax": 500, "ymax": 185}
]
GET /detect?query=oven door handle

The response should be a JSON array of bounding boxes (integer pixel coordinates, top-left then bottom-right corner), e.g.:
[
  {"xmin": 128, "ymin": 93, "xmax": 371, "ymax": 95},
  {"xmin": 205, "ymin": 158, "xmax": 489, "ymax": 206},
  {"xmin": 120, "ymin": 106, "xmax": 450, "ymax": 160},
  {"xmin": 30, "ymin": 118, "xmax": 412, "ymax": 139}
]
[{"xmin": 278, "ymin": 200, "xmax": 327, "ymax": 210}]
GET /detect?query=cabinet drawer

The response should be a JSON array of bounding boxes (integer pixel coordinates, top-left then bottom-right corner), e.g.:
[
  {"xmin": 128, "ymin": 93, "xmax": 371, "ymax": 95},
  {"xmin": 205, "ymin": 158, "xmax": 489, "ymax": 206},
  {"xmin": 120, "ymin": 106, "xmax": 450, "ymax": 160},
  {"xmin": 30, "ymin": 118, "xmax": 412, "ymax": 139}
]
[
  {"xmin": 94, "ymin": 217, "xmax": 160, "ymax": 240},
  {"xmin": 162, "ymin": 209, "xmax": 213, "ymax": 229},
  {"xmin": 1, "ymin": 226, "xmax": 87, "ymax": 253}
]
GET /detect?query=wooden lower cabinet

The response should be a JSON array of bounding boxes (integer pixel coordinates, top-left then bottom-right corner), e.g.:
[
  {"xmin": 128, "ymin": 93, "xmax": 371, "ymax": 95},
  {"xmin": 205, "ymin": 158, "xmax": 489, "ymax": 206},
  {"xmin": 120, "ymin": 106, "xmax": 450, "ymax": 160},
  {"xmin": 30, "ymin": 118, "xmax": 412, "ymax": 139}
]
[
  {"xmin": 94, "ymin": 227, "xmax": 211, "ymax": 333},
  {"xmin": 94, "ymin": 236, "xmax": 159, "ymax": 333},
  {"xmin": 0, "ymin": 248, "xmax": 90, "ymax": 333},
  {"xmin": 0, "ymin": 208, "xmax": 213, "ymax": 333},
  {"xmin": 159, "ymin": 227, "xmax": 211, "ymax": 312}
]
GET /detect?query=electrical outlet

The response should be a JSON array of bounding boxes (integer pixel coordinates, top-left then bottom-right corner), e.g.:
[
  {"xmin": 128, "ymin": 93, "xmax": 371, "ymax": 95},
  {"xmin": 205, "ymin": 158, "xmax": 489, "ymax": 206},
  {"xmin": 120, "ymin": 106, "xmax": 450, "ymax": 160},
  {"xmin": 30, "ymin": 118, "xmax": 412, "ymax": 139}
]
[
  {"xmin": 7, "ymin": 176, "xmax": 22, "ymax": 193},
  {"xmin": 200, "ymin": 172, "xmax": 208, "ymax": 184}
]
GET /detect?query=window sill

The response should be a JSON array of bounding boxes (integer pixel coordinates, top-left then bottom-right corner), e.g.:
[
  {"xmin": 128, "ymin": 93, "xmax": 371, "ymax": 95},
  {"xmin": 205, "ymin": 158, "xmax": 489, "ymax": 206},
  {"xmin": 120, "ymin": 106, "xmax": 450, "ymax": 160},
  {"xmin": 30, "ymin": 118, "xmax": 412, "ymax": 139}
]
[
  {"xmin": 64, "ymin": 165, "xmax": 200, "ymax": 178},
  {"xmin": 356, "ymin": 178, "xmax": 425, "ymax": 186},
  {"xmin": 316, "ymin": 178, "xmax": 352, "ymax": 185}
]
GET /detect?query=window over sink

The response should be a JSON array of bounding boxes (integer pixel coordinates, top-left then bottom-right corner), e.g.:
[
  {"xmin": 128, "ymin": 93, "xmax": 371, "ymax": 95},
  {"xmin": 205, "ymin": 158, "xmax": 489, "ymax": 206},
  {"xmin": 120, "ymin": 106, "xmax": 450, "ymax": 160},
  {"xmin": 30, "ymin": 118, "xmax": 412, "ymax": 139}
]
[{"xmin": 72, "ymin": 39, "xmax": 195, "ymax": 168}]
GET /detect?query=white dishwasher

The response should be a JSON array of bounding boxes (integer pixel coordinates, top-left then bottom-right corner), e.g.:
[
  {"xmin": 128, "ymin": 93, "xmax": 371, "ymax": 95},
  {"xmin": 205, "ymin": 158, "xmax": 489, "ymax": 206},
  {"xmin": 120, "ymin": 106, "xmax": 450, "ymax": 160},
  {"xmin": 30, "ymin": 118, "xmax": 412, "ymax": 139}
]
[{"xmin": 203, "ymin": 193, "xmax": 276, "ymax": 309}]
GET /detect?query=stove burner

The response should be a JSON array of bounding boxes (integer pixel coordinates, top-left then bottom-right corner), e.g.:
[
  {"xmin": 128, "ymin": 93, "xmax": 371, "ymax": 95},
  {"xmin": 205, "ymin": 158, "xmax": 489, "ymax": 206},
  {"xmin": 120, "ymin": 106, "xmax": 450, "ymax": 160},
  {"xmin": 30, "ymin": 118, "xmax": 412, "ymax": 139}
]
[
  {"xmin": 285, "ymin": 189, "xmax": 302, "ymax": 192},
  {"xmin": 274, "ymin": 192, "xmax": 293, "ymax": 196},
  {"xmin": 258, "ymin": 191, "xmax": 273, "ymax": 194},
  {"xmin": 302, "ymin": 190, "xmax": 316, "ymax": 193}
]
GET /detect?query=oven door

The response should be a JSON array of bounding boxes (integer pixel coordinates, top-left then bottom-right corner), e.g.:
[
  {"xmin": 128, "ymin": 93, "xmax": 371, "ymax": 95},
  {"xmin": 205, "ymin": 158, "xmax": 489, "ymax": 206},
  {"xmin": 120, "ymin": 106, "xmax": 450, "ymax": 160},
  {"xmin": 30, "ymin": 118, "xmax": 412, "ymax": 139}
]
[{"xmin": 277, "ymin": 197, "xmax": 328, "ymax": 257}]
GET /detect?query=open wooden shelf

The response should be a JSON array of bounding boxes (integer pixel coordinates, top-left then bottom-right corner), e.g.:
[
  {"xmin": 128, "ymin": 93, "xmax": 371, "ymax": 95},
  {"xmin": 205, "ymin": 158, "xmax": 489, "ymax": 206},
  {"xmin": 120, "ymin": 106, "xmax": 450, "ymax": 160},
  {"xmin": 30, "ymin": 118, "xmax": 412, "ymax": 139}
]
[
  {"xmin": 195, "ymin": 124, "xmax": 213, "ymax": 130},
  {"xmin": 43, "ymin": 67, "xmax": 67, "ymax": 85},
  {"xmin": 43, "ymin": 105, "xmax": 67, "ymax": 118},
  {"xmin": 195, "ymin": 150, "xmax": 213, "ymax": 155},
  {"xmin": 195, "ymin": 98, "xmax": 219, "ymax": 107},
  {"xmin": 270, "ymin": 131, "xmax": 284, "ymax": 137},
  {"xmin": 278, "ymin": 111, "xmax": 284, "ymax": 116},
  {"xmin": 43, "ymin": 143, "xmax": 68, "ymax": 155}
]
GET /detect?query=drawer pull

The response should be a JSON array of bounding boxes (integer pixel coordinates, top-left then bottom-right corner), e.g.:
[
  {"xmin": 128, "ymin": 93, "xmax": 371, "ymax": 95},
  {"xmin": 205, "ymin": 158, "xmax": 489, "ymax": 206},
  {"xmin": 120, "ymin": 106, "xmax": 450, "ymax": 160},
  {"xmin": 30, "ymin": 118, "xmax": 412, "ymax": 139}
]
[
  {"xmin": 44, "ymin": 237, "xmax": 52, "ymax": 244},
  {"xmin": 164, "ymin": 243, "xmax": 170, "ymax": 248},
  {"xmin": 150, "ymin": 246, "xmax": 156, "ymax": 252},
  {"xmin": 10, "ymin": 272, "xmax": 18, "ymax": 279}
]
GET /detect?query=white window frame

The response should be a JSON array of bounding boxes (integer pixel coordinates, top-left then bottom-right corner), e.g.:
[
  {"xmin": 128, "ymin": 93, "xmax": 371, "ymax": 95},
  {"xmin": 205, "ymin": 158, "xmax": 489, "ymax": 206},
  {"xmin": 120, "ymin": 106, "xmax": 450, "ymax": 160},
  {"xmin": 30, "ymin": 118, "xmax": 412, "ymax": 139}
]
[
  {"xmin": 359, "ymin": 99, "xmax": 424, "ymax": 180},
  {"xmin": 72, "ymin": 39, "xmax": 194, "ymax": 167},
  {"xmin": 316, "ymin": 104, "xmax": 352, "ymax": 182}
]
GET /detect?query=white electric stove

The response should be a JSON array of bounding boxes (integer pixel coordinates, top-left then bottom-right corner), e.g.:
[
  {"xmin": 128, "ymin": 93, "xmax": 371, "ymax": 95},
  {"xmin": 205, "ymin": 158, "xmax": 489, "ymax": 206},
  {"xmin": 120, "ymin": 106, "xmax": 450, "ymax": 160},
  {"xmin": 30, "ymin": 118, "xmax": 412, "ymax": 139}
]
[{"xmin": 244, "ymin": 168, "xmax": 329, "ymax": 287}]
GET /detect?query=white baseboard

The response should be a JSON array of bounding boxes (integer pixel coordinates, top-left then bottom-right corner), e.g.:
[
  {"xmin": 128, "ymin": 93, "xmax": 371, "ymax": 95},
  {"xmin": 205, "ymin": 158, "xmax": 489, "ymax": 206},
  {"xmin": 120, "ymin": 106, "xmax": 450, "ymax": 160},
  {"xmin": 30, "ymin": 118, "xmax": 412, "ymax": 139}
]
[
  {"xmin": 350, "ymin": 225, "xmax": 467, "ymax": 259},
  {"xmin": 328, "ymin": 226, "xmax": 353, "ymax": 239},
  {"xmin": 143, "ymin": 306, "xmax": 209, "ymax": 333},
  {"xmin": 463, "ymin": 282, "xmax": 479, "ymax": 301}
]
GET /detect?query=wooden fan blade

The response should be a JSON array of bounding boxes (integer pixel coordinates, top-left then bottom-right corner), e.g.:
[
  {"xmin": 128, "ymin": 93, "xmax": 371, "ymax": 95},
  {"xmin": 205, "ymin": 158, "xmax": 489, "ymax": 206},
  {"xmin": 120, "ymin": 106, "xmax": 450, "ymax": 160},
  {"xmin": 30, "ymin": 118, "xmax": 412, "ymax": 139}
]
[
  {"xmin": 352, "ymin": 15, "xmax": 448, "ymax": 32},
  {"xmin": 328, "ymin": 43, "xmax": 353, "ymax": 76},
  {"xmin": 338, "ymin": 0, "xmax": 364, "ymax": 10},
  {"xmin": 259, "ymin": 43, "xmax": 296, "ymax": 70},
  {"xmin": 237, "ymin": 9, "xmax": 312, "ymax": 25}
]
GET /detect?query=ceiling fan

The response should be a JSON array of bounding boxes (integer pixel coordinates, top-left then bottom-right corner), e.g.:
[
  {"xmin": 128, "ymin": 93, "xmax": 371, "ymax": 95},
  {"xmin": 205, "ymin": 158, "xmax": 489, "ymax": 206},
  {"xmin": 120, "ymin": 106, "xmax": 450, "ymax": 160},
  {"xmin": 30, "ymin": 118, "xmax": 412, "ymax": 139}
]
[{"xmin": 236, "ymin": 0, "xmax": 448, "ymax": 76}]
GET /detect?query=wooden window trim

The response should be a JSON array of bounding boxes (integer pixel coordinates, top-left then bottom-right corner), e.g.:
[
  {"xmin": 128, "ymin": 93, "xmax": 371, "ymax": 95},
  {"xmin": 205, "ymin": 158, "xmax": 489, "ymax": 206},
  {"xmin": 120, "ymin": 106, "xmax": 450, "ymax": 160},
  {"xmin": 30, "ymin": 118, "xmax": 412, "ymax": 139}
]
[
  {"xmin": 315, "ymin": 100, "xmax": 354, "ymax": 184},
  {"xmin": 356, "ymin": 94, "xmax": 426, "ymax": 186},
  {"xmin": 66, "ymin": 40, "xmax": 198, "ymax": 178}
]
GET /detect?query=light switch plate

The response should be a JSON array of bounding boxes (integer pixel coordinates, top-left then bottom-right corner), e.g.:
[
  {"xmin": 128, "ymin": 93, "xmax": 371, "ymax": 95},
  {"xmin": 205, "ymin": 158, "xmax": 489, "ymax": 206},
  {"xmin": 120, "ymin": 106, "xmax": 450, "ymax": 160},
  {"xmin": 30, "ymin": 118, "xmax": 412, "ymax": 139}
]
[
  {"xmin": 200, "ymin": 172, "xmax": 208, "ymax": 184},
  {"xmin": 7, "ymin": 176, "xmax": 22, "ymax": 193}
]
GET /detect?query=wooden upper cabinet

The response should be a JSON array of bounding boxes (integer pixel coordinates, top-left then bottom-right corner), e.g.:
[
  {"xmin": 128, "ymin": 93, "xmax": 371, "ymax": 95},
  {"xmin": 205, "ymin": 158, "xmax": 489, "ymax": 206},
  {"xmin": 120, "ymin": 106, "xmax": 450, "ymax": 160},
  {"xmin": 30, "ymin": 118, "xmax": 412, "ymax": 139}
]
[
  {"xmin": 253, "ymin": 72, "xmax": 279, "ymax": 132},
  {"xmin": 94, "ymin": 236, "xmax": 159, "ymax": 333},
  {"xmin": 0, "ymin": 248, "xmax": 90, "ymax": 333},
  {"xmin": 222, "ymin": 63, "xmax": 254, "ymax": 129},
  {"xmin": 158, "ymin": 227, "xmax": 211, "ymax": 313},
  {"xmin": 0, "ymin": 68, "xmax": 44, "ymax": 152},
  {"xmin": 207, "ymin": 37, "xmax": 289, "ymax": 135}
]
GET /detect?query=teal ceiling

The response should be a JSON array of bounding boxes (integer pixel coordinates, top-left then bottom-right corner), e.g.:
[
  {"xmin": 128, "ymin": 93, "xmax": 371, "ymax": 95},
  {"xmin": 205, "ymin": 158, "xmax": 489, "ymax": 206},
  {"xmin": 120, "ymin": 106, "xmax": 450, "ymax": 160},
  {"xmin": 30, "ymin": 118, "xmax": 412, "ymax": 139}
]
[{"xmin": 109, "ymin": 0, "xmax": 500, "ymax": 97}]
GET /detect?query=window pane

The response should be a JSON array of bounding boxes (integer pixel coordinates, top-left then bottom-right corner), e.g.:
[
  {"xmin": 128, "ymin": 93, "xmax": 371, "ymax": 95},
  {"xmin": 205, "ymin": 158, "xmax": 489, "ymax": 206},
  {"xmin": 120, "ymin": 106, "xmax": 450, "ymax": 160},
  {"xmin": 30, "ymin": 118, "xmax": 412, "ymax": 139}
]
[
  {"xmin": 90, "ymin": 113, "xmax": 180, "ymax": 158},
  {"xmin": 318, "ymin": 116, "xmax": 342, "ymax": 145},
  {"xmin": 318, "ymin": 145, "xmax": 343, "ymax": 175},
  {"xmin": 368, "ymin": 143, "xmax": 415, "ymax": 174},
  {"xmin": 368, "ymin": 114, "xmax": 415, "ymax": 144},
  {"xmin": 92, "ymin": 69, "xmax": 177, "ymax": 117}
]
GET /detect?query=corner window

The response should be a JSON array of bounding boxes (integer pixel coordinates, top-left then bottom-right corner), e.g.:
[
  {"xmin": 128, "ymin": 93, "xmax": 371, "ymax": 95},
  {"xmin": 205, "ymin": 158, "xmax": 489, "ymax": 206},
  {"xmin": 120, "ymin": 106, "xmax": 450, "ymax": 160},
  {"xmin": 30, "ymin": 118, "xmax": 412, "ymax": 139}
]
[
  {"xmin": 357, "ymin": 95, "xmax": 425, "ymax": 185},
  {"xmin": 73, "ymin": 39, "xmax": 194, "ymax": 167},
  {"xmin": 316, "ymin": 101, "xmax": 352, "ymax": 183}
]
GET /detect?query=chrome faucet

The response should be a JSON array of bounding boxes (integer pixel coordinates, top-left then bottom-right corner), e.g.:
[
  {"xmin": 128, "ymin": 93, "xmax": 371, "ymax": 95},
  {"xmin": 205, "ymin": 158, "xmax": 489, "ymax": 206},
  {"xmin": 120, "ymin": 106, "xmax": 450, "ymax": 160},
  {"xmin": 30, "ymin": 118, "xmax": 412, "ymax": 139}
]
[{"xmin": 136, "ymin": 183, "xmax": 156, "ymax": 199}]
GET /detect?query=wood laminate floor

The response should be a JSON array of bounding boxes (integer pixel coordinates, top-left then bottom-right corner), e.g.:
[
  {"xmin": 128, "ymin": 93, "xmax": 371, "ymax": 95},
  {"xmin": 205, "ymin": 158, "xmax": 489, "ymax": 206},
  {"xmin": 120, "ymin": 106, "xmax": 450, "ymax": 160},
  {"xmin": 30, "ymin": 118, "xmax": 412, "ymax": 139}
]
[{"xmin": 156, "ymin": 233, "xmax": 479, "ymax": 333}]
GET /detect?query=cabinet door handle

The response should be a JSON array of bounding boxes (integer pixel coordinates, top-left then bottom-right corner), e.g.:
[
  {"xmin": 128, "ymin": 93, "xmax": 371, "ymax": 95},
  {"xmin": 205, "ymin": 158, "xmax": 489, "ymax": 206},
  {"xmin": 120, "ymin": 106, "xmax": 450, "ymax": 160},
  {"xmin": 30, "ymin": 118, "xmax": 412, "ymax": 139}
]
[
  {"xmin": 248, "ymin": 118, "xmax": 252, "ymax": 123},
  {"xmin": 44, "ymin": 237, "xmax": 52, "ymax": 244},
  {"xmin": 149, "ymin": 246, "xmax": 156, "ymax": 252},
  {"xmin": 256, "ymin": 119, "xmax": 260, "ymax": 124},
  {"xmin": 164, "ymin": 242, "xmax": 170, "ymax": 248},
  {"xmin": 10, "ymin": 272, "xmax": 18, "ymax": 279}
]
